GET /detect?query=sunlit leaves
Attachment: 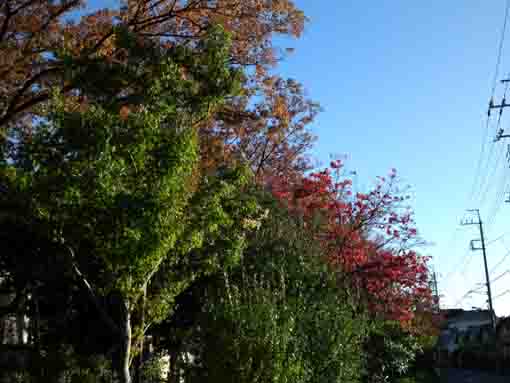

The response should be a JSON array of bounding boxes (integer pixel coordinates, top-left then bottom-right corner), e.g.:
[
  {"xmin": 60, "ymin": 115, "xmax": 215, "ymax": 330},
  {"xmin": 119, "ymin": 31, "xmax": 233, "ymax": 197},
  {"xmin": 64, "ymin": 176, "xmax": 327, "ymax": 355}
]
[{"xmin": 271, "ymin": 162, "xmax": 432, "ymax": 325}]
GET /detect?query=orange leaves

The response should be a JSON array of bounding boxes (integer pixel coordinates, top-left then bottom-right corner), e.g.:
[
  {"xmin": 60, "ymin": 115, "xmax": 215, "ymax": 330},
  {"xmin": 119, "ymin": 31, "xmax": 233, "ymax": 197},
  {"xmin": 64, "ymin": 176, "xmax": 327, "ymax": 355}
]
[
  {"xmin": 0, "ymin": 0, "xmax": 315, "ymax": 216},
  {"xmin": 201, "ymin": 73, "xmax": 317, "ymax": 181},
  {"xmin": 63, "ymin": 8, "xmax": 118, "ymax": 55},
  {"xmin": 0, "ymin": 0, "xmax": 307, "ymax": 127},
  {"xmin": 272, "ymin": 95, "xmax": 290, "ymax": 125},
  {"xmin": 0, "ymin": 0, "xmax": 84, "ymax": 124}
]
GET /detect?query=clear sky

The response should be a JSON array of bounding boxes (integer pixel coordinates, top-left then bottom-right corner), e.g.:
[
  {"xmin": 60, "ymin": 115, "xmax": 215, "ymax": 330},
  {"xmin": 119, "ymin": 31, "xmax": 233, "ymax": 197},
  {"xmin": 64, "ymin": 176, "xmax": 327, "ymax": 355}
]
[
  {"xmin": 274, "ymin": 1, "xmax": 510, "ymax": 316},
  {"xmin": 82, "ymin": 1, "xmax": 510, "ymax": 315}
]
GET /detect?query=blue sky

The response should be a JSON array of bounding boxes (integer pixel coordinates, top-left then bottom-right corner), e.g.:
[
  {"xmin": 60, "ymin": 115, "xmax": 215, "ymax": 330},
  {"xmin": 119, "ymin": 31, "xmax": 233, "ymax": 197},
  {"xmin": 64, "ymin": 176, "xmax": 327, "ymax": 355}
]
[
  {"xmin": 274, "ymin": 1, "xmax": 510, "ymax": 315},
  {"xmin": 81, "ymin": 1, "xmax": 510, "ymax": 315}
]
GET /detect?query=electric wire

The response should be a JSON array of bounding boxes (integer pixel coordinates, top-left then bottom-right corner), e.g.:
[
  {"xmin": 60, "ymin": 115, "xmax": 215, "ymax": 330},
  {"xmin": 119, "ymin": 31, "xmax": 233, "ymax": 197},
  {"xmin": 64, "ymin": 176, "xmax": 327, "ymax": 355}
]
[
  {"xmin": 484, "ymin": 146, "xmax": 508, "ymax": 230},
  {"xmin": 478, "ymin": 142, "xmax": 505, "ymax": 209},
  {"xmin": 486, "ymin": 231, "xmax": 510, "ymax": 245},
  {"xmin": 443, "ymin": 242, "xmax": 472, "ymax": 281},
  {"xmin": 454, "ymin": 284, "xmax": 484, "ymax": 307},
  {"xmin": 439, "ymin": 0, "xmax": 510, "ymax": 307},
  {"xmin": 490, "ymin": 270, "xmax": 510, "ymax": 284},
  {"xmin": 490, "ymin": 0, "xmax": 510, "ymax": 98},
  {"xmin": 493, "ymin": 289, "xmax": 510, "ymax": 300},
  {"xmin": 483, "ymin": 79, "xmax": 510, "ymax": 231},
  {"xmin": 471, "ymin": 0, "xmax": 510, "ymax": 205},
  {"xmin": 469, "ymin": 118, "xmax": 491, "ymax": 203},
  {"xmin": 489, "ymin": 239, "xmax": 510, "ymax": 274}
]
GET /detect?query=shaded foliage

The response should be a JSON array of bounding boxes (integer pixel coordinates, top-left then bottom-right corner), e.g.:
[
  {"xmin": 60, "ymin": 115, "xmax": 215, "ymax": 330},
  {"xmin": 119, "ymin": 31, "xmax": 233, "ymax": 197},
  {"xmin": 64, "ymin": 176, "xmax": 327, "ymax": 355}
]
[{"xmin": 0, "ymin": 2, "xmax": 436, "ymax": 383}]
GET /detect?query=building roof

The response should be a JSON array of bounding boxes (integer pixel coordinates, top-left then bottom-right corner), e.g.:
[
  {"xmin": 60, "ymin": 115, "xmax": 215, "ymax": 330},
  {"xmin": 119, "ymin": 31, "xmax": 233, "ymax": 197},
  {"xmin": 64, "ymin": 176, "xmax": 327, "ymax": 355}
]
[{"xmin": 440, "ymin": 309, "xmax": 494, "ymax": 328}]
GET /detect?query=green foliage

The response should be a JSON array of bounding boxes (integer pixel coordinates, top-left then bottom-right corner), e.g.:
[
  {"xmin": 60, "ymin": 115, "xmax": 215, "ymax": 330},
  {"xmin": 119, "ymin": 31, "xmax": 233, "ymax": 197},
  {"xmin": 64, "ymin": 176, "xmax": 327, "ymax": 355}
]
[
  {"xmin": 0, "ymin": 24, "xmax": 261, "ymax": 381},
  {"xmin": 139, "ymin": 353, "xmax": 168, "ymax": 383},
  {"xmin": 144, "ymin": 166, "xmax": 262, "ymax": 326},
  {"xmin": 50, "ymin": 345, "xmax": 114, "ymax": 383},
  {"xmin": 9, "ymin": 24, "xmax": 240, "ymax": 290},
  {"xmin": 185, "ymin": 193, "xmax": 370, "ymax": 383},
  {"xmin": 363, "ymin": 321, "xmax": 424, "ymax": 383},
  {"xmin": 0, "ymin": 16, "xmax": 430, "ymax": 383}
]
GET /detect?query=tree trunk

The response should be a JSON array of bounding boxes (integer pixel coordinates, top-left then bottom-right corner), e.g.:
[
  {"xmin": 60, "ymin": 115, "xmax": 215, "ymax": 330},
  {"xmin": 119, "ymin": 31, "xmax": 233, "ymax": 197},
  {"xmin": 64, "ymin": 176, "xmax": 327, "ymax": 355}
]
[
  {"xmin": 135, "ymin": 287, "xmax": 146, "ymax": 383},
  {"xmin": 32, "ymin": 287, "xmax": 43, "ymax": 381},
  {"xmin": 119, "ymin": 303, "xmax": 132, "ymax": 383},
  {"xmin": 167, "ymin": 351, "xmax": 178, "ymax": 383}
]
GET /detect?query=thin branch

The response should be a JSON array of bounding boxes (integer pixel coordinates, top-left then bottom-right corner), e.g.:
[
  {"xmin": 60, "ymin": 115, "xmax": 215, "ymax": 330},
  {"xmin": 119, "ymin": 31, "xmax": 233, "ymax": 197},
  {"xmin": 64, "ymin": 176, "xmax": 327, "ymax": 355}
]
[
  {"xmin": 1, "ymin": 66, "xmax": 60, "ymax": 120},
  {"xmin": 64, "ymin": 244, "xmax": 122, "ymax": 337},
  {"xmin": 0, "ymin": 81, "xmax": 74, "ymax": 127}
]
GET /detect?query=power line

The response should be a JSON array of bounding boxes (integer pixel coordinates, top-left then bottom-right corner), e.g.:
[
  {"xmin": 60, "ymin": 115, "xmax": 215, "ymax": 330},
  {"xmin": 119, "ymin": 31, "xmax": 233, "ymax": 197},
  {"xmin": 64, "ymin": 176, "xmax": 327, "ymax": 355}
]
[
  {"xmin": 469, "ymin": 118, "xmax": 491, "ymax": 203},
  {"xmin": 472, "ymin": 111, "xmax": 498, "ymax": 205},
  {"xmin": 490, "ymin": 0, "xmax": 510, "ymax": 98},
  {"xmin": 472, "ymin": 0, "xmax": 510, "ymax": 204},
  {"xmin": 490, "ymin": 270, "xmax": 510, "ymax": 284},
  {"xmin": 442, "ymin": 243, "xmax": 472, "ymax": 281},
  {"xmin": 446, "ymin": 1, "xmax": 510, "ymax": 312},
  {"xmin": 454, "ymin": 290, "xmax": 475, "ymax": 307},
  {"xmin": 486, "ymin": 231, "xmax": 510, "ymax": 246},
  {"xmin": 489, "ymin": 239, "xmax": 510, "ymax": 273},
  {"xmin": 490, "ymin": 253, "xmax": 510, "ymax": 274},
  {"xmin": 445, "ymin": 218, "xmax": 490, "ymax": 282},
  {"xmin": 479, "ymin": 143, "xmax": 505, "ymax": 209},
  {"xmin": 478, "ymin": 109, "xmax": 508, "ymax": 211},
  {"xmin": 473, "ymin": 107, "xmax": 503, "ymax": 210},
  {"xmin": 493, "ymin": 289, "xmax": 510, "ymax": 300},
  {"xmin": 481, "ymin": 0, "xmax": 510, "ymax": 221},
  {"xmin": 459, "ymin": 249, "xmax": 476, "ymax": 276},
  {"xmin": 483, "ymin": 78, "xmax": 510, "ymax": 231},
  {"xmin": 484, "ymin": 145, "xmax": 509, "ymax": 230},
  {"xmin": 453, "ymin": 283, "xmax": 485, "ymax": 307}
]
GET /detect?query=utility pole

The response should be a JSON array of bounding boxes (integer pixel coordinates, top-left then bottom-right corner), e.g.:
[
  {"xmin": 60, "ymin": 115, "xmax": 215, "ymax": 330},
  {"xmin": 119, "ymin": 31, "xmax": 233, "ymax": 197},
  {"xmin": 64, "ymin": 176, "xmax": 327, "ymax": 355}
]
[
  {"xmin": 488, "ymin": 78, "xmax": 510, "ymax": 119},
  {"xmin": 489, "ymin": 79, "xmax": 510, "ymax": 145},
  {"xmin": 461, "ymin": 209, "xmax": 496, "ymax": 331},
  {"xmin": 431, "ymin": 269, "xmax": 441, "ymax": 370},
  {"xmin": 430, "ymin": 268, "xmax": 440, "ymax": 312}
]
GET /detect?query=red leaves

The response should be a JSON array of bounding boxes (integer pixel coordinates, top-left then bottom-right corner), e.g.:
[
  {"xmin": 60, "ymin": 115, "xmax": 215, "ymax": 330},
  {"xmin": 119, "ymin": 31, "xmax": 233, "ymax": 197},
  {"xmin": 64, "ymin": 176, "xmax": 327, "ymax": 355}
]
[{"xmin": 272, "ymin": 163, "xmax": 431, "ymax": 325}]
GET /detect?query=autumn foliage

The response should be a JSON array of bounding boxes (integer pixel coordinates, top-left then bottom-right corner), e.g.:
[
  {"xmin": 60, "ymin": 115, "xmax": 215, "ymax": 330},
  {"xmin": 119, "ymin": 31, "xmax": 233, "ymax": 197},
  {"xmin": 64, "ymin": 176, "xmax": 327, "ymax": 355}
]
[
  {"xmin": 271, "ymin": 160, "xmax": 432, "ymax": 324},
  {"xmin": 0, "ymin": 1, "xmax": 436, "ymax": 381},
  {"xmin": 0, "ymin": 0, "xmax": 314, "ymax": 181}
]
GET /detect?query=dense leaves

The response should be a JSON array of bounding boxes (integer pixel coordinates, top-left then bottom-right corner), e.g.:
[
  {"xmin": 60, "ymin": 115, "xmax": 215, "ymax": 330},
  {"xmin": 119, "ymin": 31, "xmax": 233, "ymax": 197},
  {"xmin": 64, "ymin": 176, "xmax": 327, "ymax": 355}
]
[
  {"xmin": 157, "ymin": 195, "xmax": 369, "ymax": 383},
  {"xmin": 1, "ymin": 24, "xmax": 261, "ymax": 383},
  {"xmin": 271, "ymin": 161, "xmax": 432, "ymax": 324},
  {"xmin": 0, "ymin": 0, "xmax": 315, "ymax": 182},
  {"xmin": 0, "ymin": 1, "xmax": 436, "ymax": 383}
]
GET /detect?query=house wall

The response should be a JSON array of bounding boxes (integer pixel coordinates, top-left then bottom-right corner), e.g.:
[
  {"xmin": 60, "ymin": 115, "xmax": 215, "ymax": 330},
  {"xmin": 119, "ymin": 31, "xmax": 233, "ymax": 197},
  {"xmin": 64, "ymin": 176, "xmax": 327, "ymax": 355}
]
[{"xmin": 0, "ymin": 292, "xmax": 29, "ymax": 345}]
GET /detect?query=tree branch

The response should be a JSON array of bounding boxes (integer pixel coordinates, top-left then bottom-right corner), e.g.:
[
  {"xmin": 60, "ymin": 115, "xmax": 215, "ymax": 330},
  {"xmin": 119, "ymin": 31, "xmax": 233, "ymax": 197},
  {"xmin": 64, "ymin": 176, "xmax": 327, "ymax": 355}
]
[{"xmin": 64, "ymin": 244, "xmax": 122, "ymax": 337}]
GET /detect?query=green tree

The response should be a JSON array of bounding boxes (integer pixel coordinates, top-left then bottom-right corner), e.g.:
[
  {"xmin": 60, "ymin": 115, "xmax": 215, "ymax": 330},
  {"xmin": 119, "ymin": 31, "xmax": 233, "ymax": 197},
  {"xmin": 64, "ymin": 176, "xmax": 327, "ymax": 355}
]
[
  {"xmin": 1, "ymin": 25, "xmax": 260, "ymax": 383},
  {"xmin": 362, "ymin": 321, "xmax": 424, "ymax": 383},
  {"xmin": 175, "ymin": 193, "xmax": 370, "ymax": 383}
]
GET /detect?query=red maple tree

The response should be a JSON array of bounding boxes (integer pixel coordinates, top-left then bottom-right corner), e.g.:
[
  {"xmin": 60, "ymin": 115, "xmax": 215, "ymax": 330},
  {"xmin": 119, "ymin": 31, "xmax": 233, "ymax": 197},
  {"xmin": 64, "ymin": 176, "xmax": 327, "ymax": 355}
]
[{"xmin": 271, "ymin": 160, "xmax": 432, "ymax": 325}]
